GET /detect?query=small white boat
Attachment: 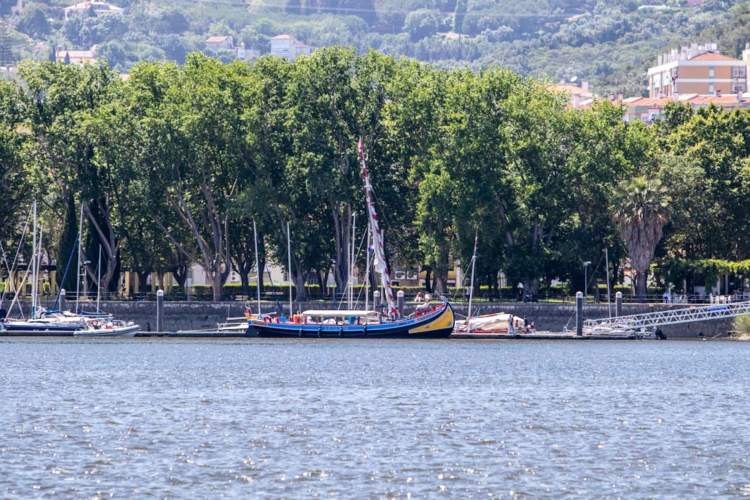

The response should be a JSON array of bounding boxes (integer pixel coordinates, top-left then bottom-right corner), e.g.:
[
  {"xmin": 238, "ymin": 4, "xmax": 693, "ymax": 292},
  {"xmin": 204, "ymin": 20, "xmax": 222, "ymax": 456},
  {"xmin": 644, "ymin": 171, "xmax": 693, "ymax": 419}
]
[
  {"xmin": 454, "ymin": 312, "xmax": 533, "ymax": 335},
  {"xmin": 455, "ymin": 234, "xmax": 534, "ymax": 336},
  {"xmin": 73, "ymin": 322, "xmax": 140, "ymax": 337}
]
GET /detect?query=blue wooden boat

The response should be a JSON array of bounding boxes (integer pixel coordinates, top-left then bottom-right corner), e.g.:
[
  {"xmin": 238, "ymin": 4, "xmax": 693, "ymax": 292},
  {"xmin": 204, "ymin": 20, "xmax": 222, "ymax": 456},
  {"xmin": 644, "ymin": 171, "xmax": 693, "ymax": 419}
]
[
  {"xmin": 248, "ymin": 302, "xmax": 455, "ymax": 338},
  {"xmin": 246, "ymin": 139, "xmax": 455, "ymax": 339}
]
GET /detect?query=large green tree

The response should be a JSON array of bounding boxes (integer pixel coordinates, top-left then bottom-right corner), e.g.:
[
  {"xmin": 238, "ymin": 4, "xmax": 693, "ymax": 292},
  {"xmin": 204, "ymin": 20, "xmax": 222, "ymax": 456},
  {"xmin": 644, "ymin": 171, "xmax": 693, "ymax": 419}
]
[
  {"xmin": 0, "ymin": 81, "xmax": 28, "ymax": 265},
  {"xmin": 20, "ymin": 61, "xmax": 124, "ymax": 294}
]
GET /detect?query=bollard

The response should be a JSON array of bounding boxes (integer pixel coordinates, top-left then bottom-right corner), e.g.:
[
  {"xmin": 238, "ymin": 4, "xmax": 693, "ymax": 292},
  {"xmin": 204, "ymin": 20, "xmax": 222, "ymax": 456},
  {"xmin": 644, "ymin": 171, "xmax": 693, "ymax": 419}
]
[
  {"xmin": 156, "ymin": 289, "xmax": 164, "ymax": 333},
  {"xmin": 59, "ymin": 289, "xmax": 66, "ymax": 312},
  {"xmin": 615, "ymin": 291, "xmax": 623, "ymax": 318},
  {"xmin": 397, "ymin": 290, "xmax": 405, "ymax": 316},
  {"xmin": 373, "ymin": 290, "xmax": 381, "ymax": 309},
  {"xmin": 576, "ymin": 291, "xmax": 583, "ymax": 336}
]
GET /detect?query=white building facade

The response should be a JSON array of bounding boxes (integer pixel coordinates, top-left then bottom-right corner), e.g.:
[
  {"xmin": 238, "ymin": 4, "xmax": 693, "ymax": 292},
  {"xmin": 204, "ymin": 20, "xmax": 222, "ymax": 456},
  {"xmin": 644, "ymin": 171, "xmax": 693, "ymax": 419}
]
[{"xmin": 270, "ymin": 34, "xmax": 312, "ymax": 61}]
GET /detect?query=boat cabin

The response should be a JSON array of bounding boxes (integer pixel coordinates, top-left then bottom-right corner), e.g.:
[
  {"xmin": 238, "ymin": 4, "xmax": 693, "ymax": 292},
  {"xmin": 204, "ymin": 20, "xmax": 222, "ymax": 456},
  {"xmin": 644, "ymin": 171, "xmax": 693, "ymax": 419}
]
[{"xmin": 299, "ymin": 310, "xmax": 380, "ymax": 325}]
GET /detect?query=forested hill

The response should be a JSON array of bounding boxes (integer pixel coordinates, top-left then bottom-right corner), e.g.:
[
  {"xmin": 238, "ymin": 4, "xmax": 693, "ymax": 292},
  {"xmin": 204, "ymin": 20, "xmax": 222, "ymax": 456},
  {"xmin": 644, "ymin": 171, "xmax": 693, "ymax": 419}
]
[{"xmin": 3, "ymin": 0, "xmax": 749, "ymax": 94}]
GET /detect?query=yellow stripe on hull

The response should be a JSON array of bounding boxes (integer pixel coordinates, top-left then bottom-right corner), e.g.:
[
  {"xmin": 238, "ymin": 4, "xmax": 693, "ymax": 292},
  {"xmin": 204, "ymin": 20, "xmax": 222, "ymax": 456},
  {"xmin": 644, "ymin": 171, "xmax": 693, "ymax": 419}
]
[{"xmin": 408, "ymin": 304, "xmax": 455, "ymax": 335}]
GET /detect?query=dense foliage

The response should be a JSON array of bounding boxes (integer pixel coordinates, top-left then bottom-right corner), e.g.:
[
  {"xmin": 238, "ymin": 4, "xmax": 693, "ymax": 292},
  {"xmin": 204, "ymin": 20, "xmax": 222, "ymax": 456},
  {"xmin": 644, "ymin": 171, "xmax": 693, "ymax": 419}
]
[
  {"xmin": 1, "ymin": 49, "xmax": 750, "ymax": 300},
  {"xmin": 2, "ymin": 0, "xmax": 749, "ymax": 95}
]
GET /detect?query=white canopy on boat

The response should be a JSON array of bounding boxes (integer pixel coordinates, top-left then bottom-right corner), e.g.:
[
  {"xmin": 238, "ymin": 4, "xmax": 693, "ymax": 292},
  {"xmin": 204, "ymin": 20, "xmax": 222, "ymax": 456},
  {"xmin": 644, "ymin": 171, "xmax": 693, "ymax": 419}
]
[{"xmin": 302, "ymin": 310, "xmax": 378, "ymax": 318}]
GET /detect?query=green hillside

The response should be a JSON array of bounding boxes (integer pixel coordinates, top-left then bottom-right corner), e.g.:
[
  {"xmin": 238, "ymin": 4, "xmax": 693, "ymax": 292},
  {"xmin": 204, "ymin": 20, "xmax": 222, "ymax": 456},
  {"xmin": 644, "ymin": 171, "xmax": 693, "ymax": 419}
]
[{"xmin": 2, "ymin": 0, "xmax": 749, "ymax": 94}]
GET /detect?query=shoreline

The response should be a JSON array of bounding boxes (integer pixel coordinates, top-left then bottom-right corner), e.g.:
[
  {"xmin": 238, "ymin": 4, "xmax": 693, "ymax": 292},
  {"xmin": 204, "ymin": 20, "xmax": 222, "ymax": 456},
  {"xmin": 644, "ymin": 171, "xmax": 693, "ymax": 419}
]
[{"xmin": 3, "ymin": 300, "xmax": 736, "ymax": 338}]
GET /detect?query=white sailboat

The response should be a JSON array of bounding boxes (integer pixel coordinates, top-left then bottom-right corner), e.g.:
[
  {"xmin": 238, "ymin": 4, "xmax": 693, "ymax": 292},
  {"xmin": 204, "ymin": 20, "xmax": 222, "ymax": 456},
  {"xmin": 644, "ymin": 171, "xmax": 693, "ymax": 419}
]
[
  {"xmin": 454, "ymin": 233, "xmax": 533, "ymax": 335},
  {"xmin": 2, "ymin": 202, "xmax": 139, "ymax": 337}
]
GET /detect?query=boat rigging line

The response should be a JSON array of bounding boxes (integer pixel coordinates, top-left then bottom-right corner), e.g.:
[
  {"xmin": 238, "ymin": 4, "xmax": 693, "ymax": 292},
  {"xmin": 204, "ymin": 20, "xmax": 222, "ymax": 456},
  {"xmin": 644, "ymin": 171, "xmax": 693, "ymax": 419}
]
[{"xmin": 0, "ymin": 209, "xmax": 32, "ymax": 312}]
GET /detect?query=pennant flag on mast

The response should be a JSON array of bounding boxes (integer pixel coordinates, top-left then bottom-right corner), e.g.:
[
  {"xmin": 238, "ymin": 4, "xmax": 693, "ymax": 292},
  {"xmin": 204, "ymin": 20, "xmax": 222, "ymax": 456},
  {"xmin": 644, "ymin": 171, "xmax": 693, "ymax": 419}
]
[{"xmin": 358, "ymin": 138, "xmax": 399, "ymax": 319}]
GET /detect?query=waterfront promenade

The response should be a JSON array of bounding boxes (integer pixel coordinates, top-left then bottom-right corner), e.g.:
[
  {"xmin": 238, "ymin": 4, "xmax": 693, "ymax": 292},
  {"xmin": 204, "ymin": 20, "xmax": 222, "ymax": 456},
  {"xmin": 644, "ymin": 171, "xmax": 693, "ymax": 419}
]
[{"xmin": 6, "ymin": 299, "xmax": 734, "ymax": 338}]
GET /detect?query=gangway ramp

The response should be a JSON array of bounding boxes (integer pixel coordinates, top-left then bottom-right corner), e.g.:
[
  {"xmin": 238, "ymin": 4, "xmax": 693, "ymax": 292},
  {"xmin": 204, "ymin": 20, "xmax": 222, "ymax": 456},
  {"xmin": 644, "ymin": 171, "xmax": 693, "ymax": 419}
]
[{"xmin": 583, "ymin": 301, "xmax": 750, "ymax": 334}]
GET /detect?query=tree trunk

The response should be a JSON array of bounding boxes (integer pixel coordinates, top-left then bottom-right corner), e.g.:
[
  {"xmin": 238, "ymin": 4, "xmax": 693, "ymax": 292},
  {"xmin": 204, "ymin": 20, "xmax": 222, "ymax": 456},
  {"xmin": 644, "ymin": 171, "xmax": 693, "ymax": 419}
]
[
  {"xmin": 258, "ymin": 253, "xmax": 266, "ymax": 295},
  {"xmin": 433, "ymin": 243, "xmax": 450, "ymax": 295},
  {"xmin": 522, "ymin": 279, "xmax": 539, "ymax": 299},
  {"xmin": 423, "ymin": 266, "xmax": 432, "ymax": 292},
  {"xmin": 170, "ymin": 255, "xmax": 189, "ymax": 289},
  {"xmin": 212, "ymin": 270, "xmax": 223, "ymax": 302},
  {"xmin": 56, "ymin": 193, "xmax": 79, "ymax": 293},
  {"xmin": 323, "ymin": 268, "xmax": 331, "ymax": 298},
  {"xmin": 635, "ymin": 267, "xmax": 648, "ymax": 301},
  {"xmin": 83, "ymin": 199, "xmax": 117, "ymax": 295},
  {"xmin": 331, "ymin": 202, "xmax": 351, "ymax": 291},
  {"xmin": 293, "ymin": 269, "xmax": 307, "ymax": 302},
  {"xmin": 239, "ymin": 269, "xmax": 250, "ymax": 296},
  {"xmin": 137, "ymin": 271, "xmax": 149, "ymax": 294}
]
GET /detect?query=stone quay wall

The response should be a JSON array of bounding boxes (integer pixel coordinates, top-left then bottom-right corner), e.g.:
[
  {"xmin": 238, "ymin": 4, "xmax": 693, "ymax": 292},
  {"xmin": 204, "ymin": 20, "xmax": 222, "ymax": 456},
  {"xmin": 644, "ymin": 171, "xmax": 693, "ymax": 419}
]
[{"xmin": 12, "ymin": 299, "xmax": 734, "ymax": 337}]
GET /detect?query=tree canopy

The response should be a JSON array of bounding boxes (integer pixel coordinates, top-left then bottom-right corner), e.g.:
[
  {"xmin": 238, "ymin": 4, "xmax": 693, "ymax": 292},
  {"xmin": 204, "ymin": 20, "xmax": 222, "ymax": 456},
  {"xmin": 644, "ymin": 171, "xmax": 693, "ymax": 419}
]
[{"xmin": 1, "ymin": 49, "xmax": 749, "ymax": 300}]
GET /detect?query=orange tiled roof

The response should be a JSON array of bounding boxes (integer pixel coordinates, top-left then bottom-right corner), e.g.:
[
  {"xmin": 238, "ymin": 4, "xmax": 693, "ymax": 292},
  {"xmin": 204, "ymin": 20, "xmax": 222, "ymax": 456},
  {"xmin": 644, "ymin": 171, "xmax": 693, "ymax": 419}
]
[
  {"xmin": 623, "ymin": 94, "xmax": 746, "ymax": 109},
  {"xmin": 623, "ymin": 97, "xmax": 670, "ymax": 107},
  {"xmin": 689, "ymin": 52, "xmax": 741, "ymax": 62},
  {"xmin": 685, "ymin": 94, "xmax": 745, "ymax": 105}
]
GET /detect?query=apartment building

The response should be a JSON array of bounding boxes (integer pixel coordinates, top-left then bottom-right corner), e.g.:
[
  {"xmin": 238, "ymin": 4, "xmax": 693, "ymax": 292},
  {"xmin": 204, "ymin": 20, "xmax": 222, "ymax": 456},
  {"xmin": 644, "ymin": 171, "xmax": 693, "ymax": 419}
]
[
  {"xmin": 63, "ymin": 1, "xmax": 123, "ymax": 20},
  {"xmin": 205, "ymin": 36, "xmax": 234, "ymax": 52},
  {"xmin": 270, "ymin": 34, "xmax": 312, "ymax": 61},
  {"xmin": 621, "ymin": 93, "xmax": 750, "ymax": 123},
  {"xmin": 55, "ymin": 46, "xmax": 97, "ymax": 65},
  {"xmin": 647, "ymin": 43, "xmax": 747, "ymax": 98}
]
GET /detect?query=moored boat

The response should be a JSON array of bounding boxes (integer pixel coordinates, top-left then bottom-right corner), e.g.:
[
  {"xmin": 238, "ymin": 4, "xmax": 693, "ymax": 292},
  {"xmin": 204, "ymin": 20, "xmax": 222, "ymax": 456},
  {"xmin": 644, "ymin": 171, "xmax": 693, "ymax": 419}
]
[
  {"xmin": 246, "ymin": 138, "xmax": 456, "ymax": 339},
  {"xmin": 248, "ymin": 301, "xmax": 454, "ymax": 338},
  {"xmin": 2, "ymin": 310, "xmax": 139, "ymax": 336},
  {"xmin": 454, "ymin": 312, "xmax": 533, "ymax": 335},
  {"xmin": 1, "ymin": 201, "xmax": 139, "ymax": 337},
  {"xmin": 453, "ymin": 231, "xmax": 535, "ymax": 336}
]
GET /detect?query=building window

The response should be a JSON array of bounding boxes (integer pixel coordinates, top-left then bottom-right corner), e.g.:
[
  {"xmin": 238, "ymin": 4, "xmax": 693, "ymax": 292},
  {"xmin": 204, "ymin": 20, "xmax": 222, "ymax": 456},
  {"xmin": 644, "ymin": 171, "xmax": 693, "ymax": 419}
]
[
  {"xmin": 709, "ymin": 84, "xmax": 715, "ymax": 94},
  {"xmin": 708, "ymin": 66, "xmax": 715, "ymax": 78}
]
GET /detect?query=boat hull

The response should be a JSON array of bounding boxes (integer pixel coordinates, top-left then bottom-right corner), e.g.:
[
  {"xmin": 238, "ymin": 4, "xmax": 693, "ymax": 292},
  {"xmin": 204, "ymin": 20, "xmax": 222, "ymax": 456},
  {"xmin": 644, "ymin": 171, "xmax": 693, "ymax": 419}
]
[
  {"xmin": 1, "ymin": 320, "xmax": 140, "ymax": 337},
  {"xmin": 1, "ymin": 321, "xmax": 86, "ymax": 334},
  {"xmin": 74, "ymin": 325, "xmax": 140, "ymax": 337},
  {"xmin": 249, "ymin": 303, "xmax": 455, "ymax": 339}
]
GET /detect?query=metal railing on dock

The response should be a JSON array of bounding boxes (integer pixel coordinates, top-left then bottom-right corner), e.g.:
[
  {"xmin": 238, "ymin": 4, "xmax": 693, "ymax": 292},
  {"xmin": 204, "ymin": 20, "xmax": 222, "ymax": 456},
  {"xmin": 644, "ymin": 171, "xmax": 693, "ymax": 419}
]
[{"xmin": 584, "ymin": 300, "xmax": 750, "ymax": 334}]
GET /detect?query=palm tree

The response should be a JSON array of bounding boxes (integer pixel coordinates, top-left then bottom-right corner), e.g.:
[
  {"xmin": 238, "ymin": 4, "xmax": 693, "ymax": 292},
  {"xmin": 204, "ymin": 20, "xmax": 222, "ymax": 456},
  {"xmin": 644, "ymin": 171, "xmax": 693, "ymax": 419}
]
[{"xmin": 613, "ymin": 175, "xmax": 671, "ymax": 300}]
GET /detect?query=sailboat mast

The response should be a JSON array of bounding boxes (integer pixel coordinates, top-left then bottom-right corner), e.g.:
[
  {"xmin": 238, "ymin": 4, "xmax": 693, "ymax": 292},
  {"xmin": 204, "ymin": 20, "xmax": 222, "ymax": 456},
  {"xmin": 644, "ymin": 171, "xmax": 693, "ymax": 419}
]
[
  {"xmin": 253, "ymin": 219, "xmax": 261, "ymax": 317},
  {"xmin": 604, "ymin": 247, "xmax": 612, "ymax": 319},
  {"xmin": 30, "ymin": 201, "xmax": 37, "ymax": 319},
  {"xmin": 467, "ymin": 232, "xmax": 478, "ymax": 326},
  {"xmin": 364, "ymin": 224, "xmax": 371, "ymax": 314},
  {"xmin": 75, "ymin": 203, "xmax": 83, "ymax": 314},
  {"xmin": 357, "ymin": 138, "xmax": 398, "ymax": 318},
  {"xmin": 287, "ymin": 222, "xmax": 293, "ymax": 316},
  {"xmin": 36, "ymin": 225, "xmax": 44, "ymax": 317},
  {"xmin": 349, "ymin": 213, "xmax": 356, "ymax": 309},
  {"xmin": 96, "ymin": 245, "xmax": 102, "ymax": 313}
]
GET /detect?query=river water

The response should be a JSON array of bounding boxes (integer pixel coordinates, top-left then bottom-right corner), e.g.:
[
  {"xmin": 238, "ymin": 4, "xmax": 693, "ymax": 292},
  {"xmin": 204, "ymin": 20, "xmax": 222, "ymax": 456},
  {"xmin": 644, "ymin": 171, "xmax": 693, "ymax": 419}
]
[{"xmin": 1, "ymin": 338, "xmax": 749, "ymax": 497}]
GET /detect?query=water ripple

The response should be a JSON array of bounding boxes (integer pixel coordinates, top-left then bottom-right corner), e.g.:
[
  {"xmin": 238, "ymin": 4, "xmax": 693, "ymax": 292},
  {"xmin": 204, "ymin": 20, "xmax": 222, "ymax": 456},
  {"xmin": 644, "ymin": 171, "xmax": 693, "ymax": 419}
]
[{"xmin": 1, "ymin": 338, "xmax": 749, "ymax": 496}]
